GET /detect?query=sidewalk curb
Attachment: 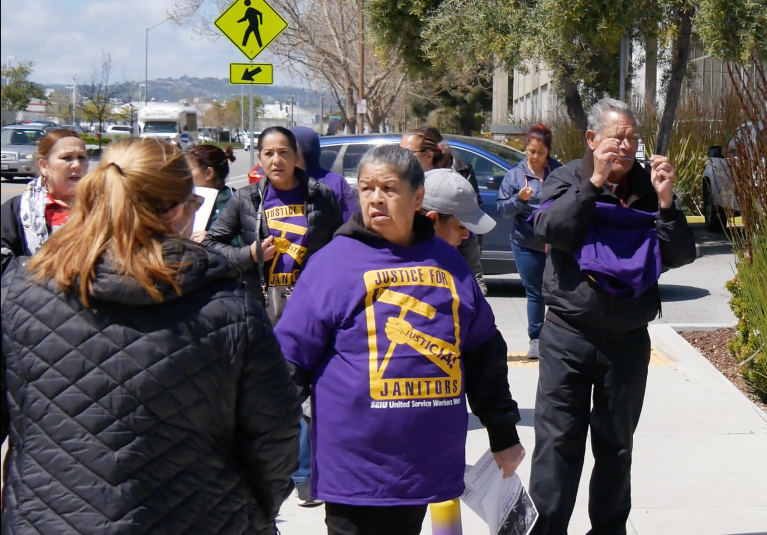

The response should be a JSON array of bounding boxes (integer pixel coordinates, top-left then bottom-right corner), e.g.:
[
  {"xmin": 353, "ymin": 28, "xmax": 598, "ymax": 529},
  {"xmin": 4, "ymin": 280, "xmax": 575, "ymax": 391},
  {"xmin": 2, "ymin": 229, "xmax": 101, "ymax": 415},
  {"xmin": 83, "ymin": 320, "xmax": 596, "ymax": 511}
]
[
  {"xmin": 648, "ymin": 324, "xmax": 767, "ymax": 423},
  {"xmin": 668, "ymin": 323, "xmax": 735, "ymax": 332}
]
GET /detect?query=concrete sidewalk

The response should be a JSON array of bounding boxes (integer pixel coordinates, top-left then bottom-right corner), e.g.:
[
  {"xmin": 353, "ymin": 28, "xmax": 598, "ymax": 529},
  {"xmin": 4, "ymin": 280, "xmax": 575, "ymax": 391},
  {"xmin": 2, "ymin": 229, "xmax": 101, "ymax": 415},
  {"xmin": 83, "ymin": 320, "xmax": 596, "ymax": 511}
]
[{"xmin": 276, "ymin": 325, "xmax": 767, "ymax": 535}]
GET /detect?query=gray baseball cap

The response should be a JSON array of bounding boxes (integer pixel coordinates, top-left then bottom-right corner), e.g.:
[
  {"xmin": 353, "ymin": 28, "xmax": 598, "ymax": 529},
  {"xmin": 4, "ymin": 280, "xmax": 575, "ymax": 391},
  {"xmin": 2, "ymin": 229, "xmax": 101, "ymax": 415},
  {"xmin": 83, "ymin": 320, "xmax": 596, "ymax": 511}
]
[{"xmin": 422, "ymin": 168, "xmax": 496, "ymax": 235}]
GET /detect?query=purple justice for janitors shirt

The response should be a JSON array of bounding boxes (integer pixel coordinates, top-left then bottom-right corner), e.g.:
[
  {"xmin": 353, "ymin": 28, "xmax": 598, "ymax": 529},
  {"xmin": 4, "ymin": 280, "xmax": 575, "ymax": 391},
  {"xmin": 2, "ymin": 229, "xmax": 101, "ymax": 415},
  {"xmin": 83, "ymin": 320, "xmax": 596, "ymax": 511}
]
[
  {"xmin": 274, "ymin": 233, "xmax": 497, "ymax": 506},
  {"xmin": 263, "ymin": 184, "xmax": 308, "ymax": 287}
]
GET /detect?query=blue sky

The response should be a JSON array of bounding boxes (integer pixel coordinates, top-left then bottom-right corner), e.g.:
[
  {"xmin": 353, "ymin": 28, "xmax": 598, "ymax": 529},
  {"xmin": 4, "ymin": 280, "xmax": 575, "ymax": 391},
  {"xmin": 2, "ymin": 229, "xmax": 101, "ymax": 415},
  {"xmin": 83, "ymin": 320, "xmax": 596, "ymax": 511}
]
[{"xmin": 1, "ymin": 0, "xmax": 299, "ymax": 87}]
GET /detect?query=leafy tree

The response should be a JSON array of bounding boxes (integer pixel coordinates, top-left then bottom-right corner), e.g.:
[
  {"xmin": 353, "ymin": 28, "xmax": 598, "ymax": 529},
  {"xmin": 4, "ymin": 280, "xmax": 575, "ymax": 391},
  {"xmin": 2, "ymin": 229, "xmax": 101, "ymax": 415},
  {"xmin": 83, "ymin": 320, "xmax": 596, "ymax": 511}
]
[
  {"xmin": 224, "ymin": 94, "xmax": 265, "ymax": 133},
  {"xmin": 46, "ymin": 90, "xmax": 74, "ymax": 124},
  {"xmin": 1, "ymin": 61, "xmax": 46, "ymax": 112},
  {"xmin": 369, "ymin": 0, "xmax": 760, "ymax": 153},
  {"xmin": 695, "ymin": 0, "xmax": 767, "ymax": 62},
  {"xmin": 203, "ymin": 101, "xmax": 235, "ymax": 141}
]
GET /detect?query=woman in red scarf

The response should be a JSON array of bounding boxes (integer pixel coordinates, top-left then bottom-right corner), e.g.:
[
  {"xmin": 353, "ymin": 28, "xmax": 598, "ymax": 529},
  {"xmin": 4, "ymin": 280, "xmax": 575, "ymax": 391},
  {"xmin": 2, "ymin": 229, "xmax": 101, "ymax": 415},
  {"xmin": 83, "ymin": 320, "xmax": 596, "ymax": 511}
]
[{"xmin": 1, "ymin": 129, "xmax": 88, "ymax": 273}]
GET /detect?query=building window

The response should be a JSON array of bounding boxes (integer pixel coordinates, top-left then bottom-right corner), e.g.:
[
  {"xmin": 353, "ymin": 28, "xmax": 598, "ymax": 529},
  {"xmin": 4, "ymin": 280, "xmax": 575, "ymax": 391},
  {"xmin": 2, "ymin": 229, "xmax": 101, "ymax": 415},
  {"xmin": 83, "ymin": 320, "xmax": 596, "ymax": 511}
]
[
  {"xmin": 541, "ymin": 85, "xmax": 549, "ymax": 121},
  {"xmin": 532, "ymin": 89, "xmax": 539, "ymax": 121},
  {"xmin": 525, "ymin": 94, "xmax": 532, "ymax": 122}
]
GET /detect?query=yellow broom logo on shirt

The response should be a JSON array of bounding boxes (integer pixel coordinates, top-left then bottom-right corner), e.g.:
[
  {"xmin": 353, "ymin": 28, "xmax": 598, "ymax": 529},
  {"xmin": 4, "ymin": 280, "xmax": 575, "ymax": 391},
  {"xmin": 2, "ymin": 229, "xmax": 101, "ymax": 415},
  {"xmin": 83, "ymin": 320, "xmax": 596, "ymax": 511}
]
[
  {"xmin": 363, "ymin": 266, "xmax": 462, "ymax": 401},
  {"xmin": 266, "ymin": 205, "xmax": 308, "ymax": 286}
]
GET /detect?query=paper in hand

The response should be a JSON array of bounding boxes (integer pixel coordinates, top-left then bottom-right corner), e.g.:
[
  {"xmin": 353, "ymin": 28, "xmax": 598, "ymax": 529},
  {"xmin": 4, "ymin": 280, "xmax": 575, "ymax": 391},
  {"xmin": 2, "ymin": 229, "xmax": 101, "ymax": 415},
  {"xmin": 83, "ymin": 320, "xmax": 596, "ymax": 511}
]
[
  {"xmin": 462, "ymin": 449, "xmax": 538, "ymax": 535},
  {"xmin": 192, "ymin": 187, "xmax": 220, "ymax": 233}
]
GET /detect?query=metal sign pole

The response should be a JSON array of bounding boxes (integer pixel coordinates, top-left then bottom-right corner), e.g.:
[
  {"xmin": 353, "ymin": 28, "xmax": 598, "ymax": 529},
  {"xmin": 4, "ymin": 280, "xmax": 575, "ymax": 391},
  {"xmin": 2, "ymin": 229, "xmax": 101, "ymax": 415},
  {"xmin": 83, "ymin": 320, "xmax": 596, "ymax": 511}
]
[{"xmin": 249, "ymin": 83, "xmax": 255, "ymax": 168}]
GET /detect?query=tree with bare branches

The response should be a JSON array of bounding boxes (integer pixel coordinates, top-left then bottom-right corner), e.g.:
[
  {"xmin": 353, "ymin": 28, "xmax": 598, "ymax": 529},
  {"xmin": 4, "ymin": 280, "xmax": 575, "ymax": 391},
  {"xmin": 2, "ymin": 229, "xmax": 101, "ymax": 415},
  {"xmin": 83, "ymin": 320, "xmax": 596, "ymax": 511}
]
[
  {"xmin": 113, "ymin": 80, "xmax": 142, "ymax": 129},
  {"xmin": 169, "ymin": 0, "xmax": 407, "ymax": 132},
  {"xmin": 82, "ymin": 52, "xmax": 115, "ymax": 148}
]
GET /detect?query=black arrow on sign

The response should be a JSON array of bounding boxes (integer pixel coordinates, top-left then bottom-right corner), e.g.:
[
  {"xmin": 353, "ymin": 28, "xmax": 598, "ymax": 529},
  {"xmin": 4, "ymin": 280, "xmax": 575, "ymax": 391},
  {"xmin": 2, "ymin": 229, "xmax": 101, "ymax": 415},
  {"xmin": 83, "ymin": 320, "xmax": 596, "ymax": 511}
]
[{"xmin": 242, "ymin": 66, "xmax": 263, "ymax": 82}]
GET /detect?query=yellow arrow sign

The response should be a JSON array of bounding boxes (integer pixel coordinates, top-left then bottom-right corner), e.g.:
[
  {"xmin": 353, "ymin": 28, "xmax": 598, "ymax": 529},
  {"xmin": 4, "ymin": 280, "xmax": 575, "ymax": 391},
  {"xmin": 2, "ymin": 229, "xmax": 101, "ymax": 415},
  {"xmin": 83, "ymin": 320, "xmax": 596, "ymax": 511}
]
[
  {"xmin": 215, "ymin": 0, "xmax": 288, "ymax": 61},
  {"xmin": 230, "ymin": 63, "xmax": 273, "ymax": 85}
]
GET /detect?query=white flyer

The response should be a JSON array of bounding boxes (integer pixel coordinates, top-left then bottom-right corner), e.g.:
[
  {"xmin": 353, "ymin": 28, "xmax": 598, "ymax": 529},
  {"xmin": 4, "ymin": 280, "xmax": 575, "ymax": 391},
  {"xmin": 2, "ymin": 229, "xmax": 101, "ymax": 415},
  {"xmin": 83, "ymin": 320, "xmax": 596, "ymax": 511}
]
[
  {"xmin": 192, "ymin": 187, "xmax": 219, "ymax": 233},
  {"xmin": 461, "ymin": 449, "xmax": 538, "ymax": 535}
]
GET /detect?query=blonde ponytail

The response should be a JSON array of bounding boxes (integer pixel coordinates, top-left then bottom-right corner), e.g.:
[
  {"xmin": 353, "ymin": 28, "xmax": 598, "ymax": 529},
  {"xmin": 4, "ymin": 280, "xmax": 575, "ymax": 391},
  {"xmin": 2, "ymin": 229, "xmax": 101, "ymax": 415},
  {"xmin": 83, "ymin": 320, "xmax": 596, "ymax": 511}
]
[{"xmin": 26, "ymin": 138, "xmax": 193, "ymax": 306}]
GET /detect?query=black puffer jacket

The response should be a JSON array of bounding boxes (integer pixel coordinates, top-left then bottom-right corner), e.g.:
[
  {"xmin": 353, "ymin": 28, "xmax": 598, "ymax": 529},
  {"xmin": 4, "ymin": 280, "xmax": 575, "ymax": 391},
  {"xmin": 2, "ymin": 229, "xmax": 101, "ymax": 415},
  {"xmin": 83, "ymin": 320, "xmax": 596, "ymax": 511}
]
[
  {"xmin": 1, "ymin": 196, "xmax": 31, "ymax": 275},
  {"xmin": 1, "ymin": 240, "xmax": 301, "ymax": 535},
  {"xmin": 202, "ymin": 170, "xmax": 342, "ymax": 299}
]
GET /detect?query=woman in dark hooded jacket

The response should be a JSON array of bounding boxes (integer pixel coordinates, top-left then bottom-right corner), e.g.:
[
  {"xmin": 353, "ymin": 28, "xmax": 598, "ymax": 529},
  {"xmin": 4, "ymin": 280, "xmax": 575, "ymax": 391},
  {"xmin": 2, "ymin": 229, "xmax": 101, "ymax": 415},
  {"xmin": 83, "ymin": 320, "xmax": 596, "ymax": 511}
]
[
  {"xmin": 291, "ymin": 126, "xmax": 358, "ymax": 222},
  {"xmin": 325, "ymin": 118, "xmax": 345, "ymax": 136}
]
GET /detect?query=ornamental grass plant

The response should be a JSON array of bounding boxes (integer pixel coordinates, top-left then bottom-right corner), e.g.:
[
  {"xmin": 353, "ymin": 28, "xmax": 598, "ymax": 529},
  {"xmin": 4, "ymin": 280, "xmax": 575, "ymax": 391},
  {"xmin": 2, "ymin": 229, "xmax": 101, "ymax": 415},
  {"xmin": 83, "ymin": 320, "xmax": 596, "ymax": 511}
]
[{"xmin": 723, "ymin": 54, "xmax": 767, "ymax": 403}]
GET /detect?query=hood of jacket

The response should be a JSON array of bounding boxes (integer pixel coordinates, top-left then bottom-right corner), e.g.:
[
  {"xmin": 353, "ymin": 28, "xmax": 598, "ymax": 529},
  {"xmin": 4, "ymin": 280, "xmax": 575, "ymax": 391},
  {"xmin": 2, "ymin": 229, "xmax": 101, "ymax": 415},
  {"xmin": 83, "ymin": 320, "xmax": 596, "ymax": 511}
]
[
  {"xmin": 88, "ymin": 239, "xmax": 236, "ymax": 306},
  {"xmin": 334, "ymin": 212, "xmax": 435, "ymax": 246},
  {"xmin": 325, "ymin": 118, "xmax": 344, "ymax": 136},
  {"xmin": 291, "ymin": 126, "xmax": 330, "ymax": 180}
]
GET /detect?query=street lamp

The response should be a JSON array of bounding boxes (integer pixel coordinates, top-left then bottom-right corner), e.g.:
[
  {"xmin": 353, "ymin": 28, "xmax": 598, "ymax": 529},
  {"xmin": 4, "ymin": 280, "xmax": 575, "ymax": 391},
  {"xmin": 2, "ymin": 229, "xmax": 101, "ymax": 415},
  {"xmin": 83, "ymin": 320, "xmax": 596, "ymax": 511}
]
[
  {"xmin": 145, "ymin": 19, "xmax": 169, "ymax": 105},
  {"xmin": 72, "ymin": 72, "xmax": 79, "ymax": 129},
  {"xmin": 4, "ymin": 55, "xmax": 15, "ymax": 86}
]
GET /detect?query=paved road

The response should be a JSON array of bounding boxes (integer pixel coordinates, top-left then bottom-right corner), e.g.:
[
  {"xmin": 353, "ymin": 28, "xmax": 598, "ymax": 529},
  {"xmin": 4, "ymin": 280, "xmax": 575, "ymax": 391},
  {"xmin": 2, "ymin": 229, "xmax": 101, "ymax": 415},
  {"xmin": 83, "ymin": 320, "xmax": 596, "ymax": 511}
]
[{"xmin": 1, "ymin": 149, "xmax": 255, "ymax": 205}]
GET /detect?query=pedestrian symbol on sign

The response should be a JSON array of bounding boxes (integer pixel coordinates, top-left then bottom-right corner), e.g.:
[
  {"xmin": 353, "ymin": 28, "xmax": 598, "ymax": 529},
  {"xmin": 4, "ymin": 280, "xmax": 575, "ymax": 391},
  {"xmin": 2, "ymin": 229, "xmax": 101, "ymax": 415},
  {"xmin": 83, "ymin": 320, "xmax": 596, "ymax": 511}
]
[
  {"xmin": 238, "ymin": 0, "xmax": 263, "ymax": 48},
  {"xmin": 215, "ymin": 0, "xmax": 289, "ymax": 61}
]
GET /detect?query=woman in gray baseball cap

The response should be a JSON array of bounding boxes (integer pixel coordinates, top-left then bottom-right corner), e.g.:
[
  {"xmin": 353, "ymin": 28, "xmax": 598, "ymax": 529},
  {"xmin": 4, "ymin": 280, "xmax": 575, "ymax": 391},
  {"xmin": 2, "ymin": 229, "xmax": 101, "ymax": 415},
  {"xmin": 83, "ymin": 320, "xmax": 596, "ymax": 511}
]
[{"xmin": 421, "ymin": 167, "xmax": 496, "ymax": 247}]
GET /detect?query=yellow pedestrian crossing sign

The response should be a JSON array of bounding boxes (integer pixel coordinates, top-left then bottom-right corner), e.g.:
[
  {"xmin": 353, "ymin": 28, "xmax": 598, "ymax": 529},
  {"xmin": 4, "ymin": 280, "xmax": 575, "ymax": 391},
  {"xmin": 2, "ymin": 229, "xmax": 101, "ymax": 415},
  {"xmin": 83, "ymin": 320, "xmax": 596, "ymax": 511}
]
[
  {"xmin": 215, "ymin": 0, "xmax": 288, "ymax": 60},
  {"xmin": 230, "ymin": 63, "xmax": 273, "ymax": 85}
]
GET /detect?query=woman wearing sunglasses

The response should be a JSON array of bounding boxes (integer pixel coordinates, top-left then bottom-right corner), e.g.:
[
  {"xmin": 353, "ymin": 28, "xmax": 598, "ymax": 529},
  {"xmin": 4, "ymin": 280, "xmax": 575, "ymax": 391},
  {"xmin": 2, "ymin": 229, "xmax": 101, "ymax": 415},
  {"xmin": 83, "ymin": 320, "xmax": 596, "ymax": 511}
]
[
  {"xmin": 497, "ymin": 123, "xmax": 561, "ymax": 359},
  {"xmin": 1, "ymin": 137, "xmax": 300, "ymax": 535}
]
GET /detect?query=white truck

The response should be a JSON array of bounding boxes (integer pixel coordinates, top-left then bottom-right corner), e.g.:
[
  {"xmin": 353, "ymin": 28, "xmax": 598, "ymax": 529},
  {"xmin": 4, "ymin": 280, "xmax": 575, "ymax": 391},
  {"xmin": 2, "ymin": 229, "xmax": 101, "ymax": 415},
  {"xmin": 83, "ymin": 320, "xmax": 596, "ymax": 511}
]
[
  {"xmin": 703, "ymin": 121, "xmax": 764, "ymax": 232},
  {"xmin": 138, "ymin": 102, "xmax": 199, "ymax": 149}
]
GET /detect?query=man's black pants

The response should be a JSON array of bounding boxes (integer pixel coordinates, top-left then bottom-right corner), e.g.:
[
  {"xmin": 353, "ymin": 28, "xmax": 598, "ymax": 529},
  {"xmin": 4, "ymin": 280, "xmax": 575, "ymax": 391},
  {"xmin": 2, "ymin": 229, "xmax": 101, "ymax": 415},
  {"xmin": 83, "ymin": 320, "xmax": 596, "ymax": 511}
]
[
  {"xmin": 530, "ymin": 318, "xmax": 651, "ymax": 535},
  {"xmin": 325, "ymin": 503, "xmax": 428, "ymax": 535}
]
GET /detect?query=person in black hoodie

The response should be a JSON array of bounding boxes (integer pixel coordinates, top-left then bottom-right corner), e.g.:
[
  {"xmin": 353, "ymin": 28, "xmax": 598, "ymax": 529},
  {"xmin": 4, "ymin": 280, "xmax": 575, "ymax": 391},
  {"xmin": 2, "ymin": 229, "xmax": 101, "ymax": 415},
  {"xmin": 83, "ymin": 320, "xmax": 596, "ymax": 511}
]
[
  {"xmin": 528, "ymin": 98, "xmax": 696, "ymax": 535},
  {"xmin": 203, "ymin": 127, "xmax": 342, "ymax": 323},
  {"xmin": 1, "ymin": 137, "xmax": 300, "ymax": 535}
]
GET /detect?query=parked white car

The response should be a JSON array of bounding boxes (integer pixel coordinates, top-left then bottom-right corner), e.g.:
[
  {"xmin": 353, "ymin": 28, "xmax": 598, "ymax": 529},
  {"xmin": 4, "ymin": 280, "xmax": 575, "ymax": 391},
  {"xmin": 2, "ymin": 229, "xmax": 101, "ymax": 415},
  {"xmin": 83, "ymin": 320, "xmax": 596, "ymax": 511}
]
[
  {"xmin": 105, "ymin": 125, "xmax": 134, "ymax": 139},
  {"xmin": 703, "ymin": 121, "xmax": 764, "ymax": 232}
]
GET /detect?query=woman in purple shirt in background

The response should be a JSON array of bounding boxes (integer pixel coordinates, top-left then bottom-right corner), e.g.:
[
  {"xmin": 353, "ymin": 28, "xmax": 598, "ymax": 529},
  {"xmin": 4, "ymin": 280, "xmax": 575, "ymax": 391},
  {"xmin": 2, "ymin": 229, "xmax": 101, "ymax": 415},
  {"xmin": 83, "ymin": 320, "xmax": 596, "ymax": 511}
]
[
  {"xmin": 274, "ymin": 145, "xmax": 525, "ymax": 535},
  {"xmin": 291, "ymin": 126, "xmax": 358, "ymax": 222}
]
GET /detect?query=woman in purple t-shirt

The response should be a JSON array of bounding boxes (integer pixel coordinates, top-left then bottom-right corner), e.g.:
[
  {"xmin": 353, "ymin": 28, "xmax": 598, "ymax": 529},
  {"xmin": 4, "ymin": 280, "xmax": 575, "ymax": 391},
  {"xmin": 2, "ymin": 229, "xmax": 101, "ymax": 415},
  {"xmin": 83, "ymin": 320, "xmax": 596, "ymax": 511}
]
[
  {"xmin": 203, "ymin": 127, "xmax": 342, "ymax": 318},
  {"xmin": 275, "ymin": 145, "xmax": 526, "ymax": 535}
]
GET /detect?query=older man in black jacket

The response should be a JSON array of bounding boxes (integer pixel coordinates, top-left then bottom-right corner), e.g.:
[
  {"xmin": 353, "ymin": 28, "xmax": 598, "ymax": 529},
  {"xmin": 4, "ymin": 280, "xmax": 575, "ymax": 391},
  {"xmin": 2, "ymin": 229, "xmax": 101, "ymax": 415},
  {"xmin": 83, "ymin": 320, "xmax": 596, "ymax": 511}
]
[{"xmin": 529, "ymin": 98, "xmax": 696, "ymax": 535}]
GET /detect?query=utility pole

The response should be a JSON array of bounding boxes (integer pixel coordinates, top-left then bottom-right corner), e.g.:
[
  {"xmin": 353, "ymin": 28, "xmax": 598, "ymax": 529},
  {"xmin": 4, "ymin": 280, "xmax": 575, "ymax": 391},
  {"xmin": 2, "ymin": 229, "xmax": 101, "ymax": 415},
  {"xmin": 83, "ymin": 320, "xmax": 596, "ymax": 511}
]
[
  {"xmin": 72, "ymin": 73, "xmax": 78, "ymax": 129},
  {"xmin": 320, "ymin": 94, "xmax": 325, "ymax": 134},
  {"xmin": 357, "ymin": 1, "xmax": 365, "ymax": 134},
  {"xmin": 240, "ymin": 85, "xmax": 244, "ymax": 138},
  {"xmin": 145, "ymin": 19, "xmax": 168, "ymax": 106},
  {"xmin": 249, "ymin": 65, "xmax": 255, "ymax": 168}
]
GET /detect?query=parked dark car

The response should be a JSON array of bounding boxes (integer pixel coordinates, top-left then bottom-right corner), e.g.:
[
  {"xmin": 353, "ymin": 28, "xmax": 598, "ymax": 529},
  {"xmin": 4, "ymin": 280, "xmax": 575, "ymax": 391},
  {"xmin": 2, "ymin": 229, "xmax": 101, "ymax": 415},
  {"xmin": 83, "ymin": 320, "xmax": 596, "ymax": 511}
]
[{"xmin": 318, "ymin": 133, "xmax": 525, "ymax": 274}]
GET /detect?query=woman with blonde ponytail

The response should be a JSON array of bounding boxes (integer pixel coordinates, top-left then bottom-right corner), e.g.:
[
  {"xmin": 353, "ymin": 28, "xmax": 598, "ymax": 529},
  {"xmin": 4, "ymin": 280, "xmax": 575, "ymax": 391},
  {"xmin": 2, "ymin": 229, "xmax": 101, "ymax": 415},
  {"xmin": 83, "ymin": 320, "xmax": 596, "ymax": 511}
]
[{"xmin": 1, "ymin": 137, "xmax": 300, "ymax": 535}]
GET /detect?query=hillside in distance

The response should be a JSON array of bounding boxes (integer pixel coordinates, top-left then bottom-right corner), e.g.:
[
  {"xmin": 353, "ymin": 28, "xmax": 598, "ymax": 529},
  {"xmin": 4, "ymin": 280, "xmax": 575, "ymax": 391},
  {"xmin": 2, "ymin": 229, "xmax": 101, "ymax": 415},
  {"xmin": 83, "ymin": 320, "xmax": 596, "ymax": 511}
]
[{"xmin": 45, "ymin": 76, "xmax": 323, "ymax": 111}]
